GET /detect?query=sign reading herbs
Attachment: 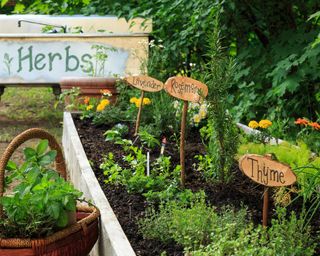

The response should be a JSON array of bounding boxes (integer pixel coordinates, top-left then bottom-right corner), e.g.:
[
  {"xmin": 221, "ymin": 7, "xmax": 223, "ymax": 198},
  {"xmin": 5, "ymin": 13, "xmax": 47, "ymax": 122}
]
[
  {"xmin": 239, "ymin": 154, "xmax": 297, "ymax": 226},
  {"xmin": 0, "ymin": 41, "xmax": 128, "ymax": 83},
  {"xmin": 125, "ymin": 75, "xmax": 164, "ymax": 135},
  {"xmin": 165, "ymin": 76, "xmax": 208, "ymax": 187}
]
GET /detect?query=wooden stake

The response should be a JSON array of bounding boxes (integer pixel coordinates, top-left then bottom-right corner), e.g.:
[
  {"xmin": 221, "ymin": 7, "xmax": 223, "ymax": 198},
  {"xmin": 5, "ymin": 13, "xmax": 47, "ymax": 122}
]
[
  {"xmin": 180, "ymin": 101, "xmax": 188, "ymax": 188},
  {"xmin": 134, "ymin": 90, "xmax": 144, "ymax": 136},
  {"xmin": 262, "ymin": 187, "xmax": 269, "ymax": 227}
]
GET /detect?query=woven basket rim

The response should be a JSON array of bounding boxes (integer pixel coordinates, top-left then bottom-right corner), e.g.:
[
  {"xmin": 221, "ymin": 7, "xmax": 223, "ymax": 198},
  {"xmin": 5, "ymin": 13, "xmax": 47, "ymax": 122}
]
[{"xmin": 0, "ymin": 204, "xmax": 100, "ymax": 248}]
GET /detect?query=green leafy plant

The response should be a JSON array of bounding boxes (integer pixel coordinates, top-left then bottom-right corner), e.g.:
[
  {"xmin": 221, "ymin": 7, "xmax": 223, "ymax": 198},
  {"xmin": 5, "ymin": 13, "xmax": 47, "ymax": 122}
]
[
  {"xmin": 201, "ymin": 20, "xmax": 239, "ymax": 183},
  {"xmin": 104, "ymin": 123, "xmax": 129, "ymax": 142},
  {"xmin": 192, "ymin": 208, "xmax": 317, "ymax": 256},
  {"xmin": 138, "ymin": 128, "xmax": 160, "ymax": 149},
  {"xmin": 1, "ymin": 140, "xmax": 83, "ymax": 238},
  {"xmin": 138, "ymin": 198, "xmax": 249, "ymax": 252},
  {"xmin": 55, "ymin": 87, "xmax": 81, "ymax": 111}
]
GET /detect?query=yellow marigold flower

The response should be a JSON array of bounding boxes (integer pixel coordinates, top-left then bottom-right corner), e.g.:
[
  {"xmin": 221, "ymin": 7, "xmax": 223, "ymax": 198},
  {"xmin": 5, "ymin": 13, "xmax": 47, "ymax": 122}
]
[
  {"xmin": 143, "ymin": 98, "xmax": 151, "ymax": 105},
  {"xmin": 96, "ymin": 103, "xmax": 106, "ymax": 112},
  {"xmin": 86, "ymin": 105, "xmax": 93, "ymax": 111},
  {"xmin": 83, "ymin": 97, "xmax": 90, "ymax": 105},
  {"xmin": 193, "ymin": 114, "xmax": 201, "ymax": 123},
  {"xmin": 100, "ymin": 99, "xmax": 110, "ymax": 107},
  {"xmin": 248, "ymin": 120, "xmax": 259, "ymax": 129},
  {"xmin": 135, "ymin": 99, "xmax": 142, "ymax": 108},
  {"xmin": 259, "ymin": 119, "xmax": 272, "ymax": 129},
  {"xmin": 130, "ymin": 97, "xmax": 138, "ymax": 104}
]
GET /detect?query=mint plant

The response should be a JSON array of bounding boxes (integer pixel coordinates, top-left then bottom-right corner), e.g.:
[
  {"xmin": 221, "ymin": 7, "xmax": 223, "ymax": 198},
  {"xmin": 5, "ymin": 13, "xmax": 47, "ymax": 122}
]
[{"xmin": 0, "ymin": 140, "xmax": 83, "ymax": 238}]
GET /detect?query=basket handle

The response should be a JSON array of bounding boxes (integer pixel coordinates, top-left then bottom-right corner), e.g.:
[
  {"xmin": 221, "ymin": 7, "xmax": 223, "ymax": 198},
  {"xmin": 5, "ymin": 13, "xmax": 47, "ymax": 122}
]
[{"xmin": 0, "ymin": 128, "xmax": 67, "ymax": 199}]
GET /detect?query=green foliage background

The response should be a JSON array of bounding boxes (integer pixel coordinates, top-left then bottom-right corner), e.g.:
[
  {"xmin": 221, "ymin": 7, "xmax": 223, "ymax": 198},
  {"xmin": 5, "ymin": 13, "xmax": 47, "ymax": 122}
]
[{"xmin": 2, "ymin": 0, "xmax": 320, "ymax": 136}]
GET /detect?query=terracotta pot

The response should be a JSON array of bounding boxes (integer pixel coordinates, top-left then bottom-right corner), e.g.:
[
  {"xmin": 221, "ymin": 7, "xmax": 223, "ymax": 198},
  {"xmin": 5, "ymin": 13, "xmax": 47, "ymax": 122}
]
[{"xmin": 60, "ymin": 77, "xmax": 118, "ymax": 103}]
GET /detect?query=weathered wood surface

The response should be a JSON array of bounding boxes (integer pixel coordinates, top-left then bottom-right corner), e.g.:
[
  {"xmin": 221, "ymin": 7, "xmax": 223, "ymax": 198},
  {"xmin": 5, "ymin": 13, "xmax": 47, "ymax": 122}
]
[
  {"xmin": 164, "ymin": 76, "xmax": 208, "ymax": 102},
  {"xmin": 125, "ymin": 75, "xmax": 163, "ymax": 92},
  {"xmin": 239, "ymin": 154, "xmax": 296, "ymax": 187}
]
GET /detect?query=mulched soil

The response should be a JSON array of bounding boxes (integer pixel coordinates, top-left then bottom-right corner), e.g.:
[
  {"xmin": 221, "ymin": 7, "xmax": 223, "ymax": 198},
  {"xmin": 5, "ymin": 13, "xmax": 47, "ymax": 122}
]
[{"xmin": 73, "ymin": 114, "xmax": 319, "ymax": 256}]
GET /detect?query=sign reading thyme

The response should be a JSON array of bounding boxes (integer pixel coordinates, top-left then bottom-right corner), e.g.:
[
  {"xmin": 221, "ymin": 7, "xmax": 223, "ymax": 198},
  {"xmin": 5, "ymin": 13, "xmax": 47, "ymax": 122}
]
[
  {"xmin": 239, "ymin": 154, "xmax": 296, "ymax": 187},
  {"xmin": 125, "ymin": 75, "xmax": 163, "ymax": 92},
  {"xmin": 164, "ymin": 76, "xmax": 208, "ymax": 102}
]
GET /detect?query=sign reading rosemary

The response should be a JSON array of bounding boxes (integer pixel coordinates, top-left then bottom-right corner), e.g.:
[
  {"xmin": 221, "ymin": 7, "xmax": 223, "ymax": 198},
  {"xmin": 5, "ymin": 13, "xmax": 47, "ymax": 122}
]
[
  {"xmin": 165, "ymin": 76, "xmax": 208, "ymax": 103},
  {"xmin": 164, "ymin": 76, "xmax": 208, "ymax": 188},
  {"xmin": 0, "ymin": 41, "xmax": 128, "ymax": 83},
  {"xmin": 239, "ymin": 154, "xmax": 296, "ymax": 187}
]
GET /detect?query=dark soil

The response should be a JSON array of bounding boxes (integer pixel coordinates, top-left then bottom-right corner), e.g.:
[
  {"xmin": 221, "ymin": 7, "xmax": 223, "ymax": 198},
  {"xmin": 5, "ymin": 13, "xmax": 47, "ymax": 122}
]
[{"xmin": 73, "ymin": 114, "xmax": 319, "ymax": 256}]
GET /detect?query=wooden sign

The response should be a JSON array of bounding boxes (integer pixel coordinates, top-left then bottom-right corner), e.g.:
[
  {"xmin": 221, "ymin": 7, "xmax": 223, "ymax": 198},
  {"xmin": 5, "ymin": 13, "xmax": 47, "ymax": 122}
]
[
  {"xmin": 164, "ymin": 76, "xmax": 208, "ymax": 187},
  {"xmin": 125, "ymin": 75, "xmax": 163, "ymax": 92},
  {"xmin": 239, "ymin": 154, "xmax": 296, "ymax": 187},
  {"xmin": 124, "ymin": 75, "xmax": 163, "ymax": 136},
  {"xmin": 239, "ymin": 154, "xmax": 296, "ymax": 227},
  {"xmin": 164, "ymin": 76, "xmax": 208, "ymax": 102}
]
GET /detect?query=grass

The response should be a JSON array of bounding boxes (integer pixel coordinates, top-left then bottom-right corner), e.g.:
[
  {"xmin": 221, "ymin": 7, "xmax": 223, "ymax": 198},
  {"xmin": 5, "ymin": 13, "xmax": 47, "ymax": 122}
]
[{"xmin": 0, "ymin": 87, "xmax": 63, "ymax": 143}]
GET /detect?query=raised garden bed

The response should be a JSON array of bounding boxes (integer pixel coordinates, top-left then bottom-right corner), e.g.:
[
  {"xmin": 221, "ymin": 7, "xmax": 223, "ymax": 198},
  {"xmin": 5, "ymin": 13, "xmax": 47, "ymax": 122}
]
[{"xmin": 63, "ymin": 112, "xmax": 320, "ymax": 256}]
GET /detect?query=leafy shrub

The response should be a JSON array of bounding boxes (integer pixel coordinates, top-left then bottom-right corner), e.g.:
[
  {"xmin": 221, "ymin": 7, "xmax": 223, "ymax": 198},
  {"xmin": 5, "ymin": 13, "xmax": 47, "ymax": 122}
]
[
  {"xmin": 199, "ymin": 26, "xmax": 239, "ymax": 183},
  {"xmin": 138, "ymin": 197, "xmax": 248, "ymax": 252},
  {"xmin": 192, "ymin": 208, "xmax": 317, "ymax": 256}
]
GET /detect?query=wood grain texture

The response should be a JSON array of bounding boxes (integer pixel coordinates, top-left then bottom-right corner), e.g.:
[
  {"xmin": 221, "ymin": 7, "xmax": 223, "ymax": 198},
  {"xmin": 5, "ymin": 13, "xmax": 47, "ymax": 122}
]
[
  {"xmin": 164, "ymin": 76, "xmax": 208, "ymax": 102},
  {"xmin": 239, "ymin": 154, "xmax": 296, "ymax": 187},
  {"xmin": 125, "ymin": 75, "xmax": 163, "ymax": 92}
]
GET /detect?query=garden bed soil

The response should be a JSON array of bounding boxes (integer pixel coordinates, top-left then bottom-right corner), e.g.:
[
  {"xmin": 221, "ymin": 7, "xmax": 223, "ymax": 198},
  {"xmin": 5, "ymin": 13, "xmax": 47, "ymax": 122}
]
[{"xmin": 72, "ymin": 114, "xmax": 319, "ymax": 256}]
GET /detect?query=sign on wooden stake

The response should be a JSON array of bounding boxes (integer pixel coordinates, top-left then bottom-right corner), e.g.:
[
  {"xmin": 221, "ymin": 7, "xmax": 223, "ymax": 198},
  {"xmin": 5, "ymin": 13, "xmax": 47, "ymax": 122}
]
[
  {"xmin": 125, "ymin": 75, "xmax": 163, "ymax": 135},
  {"xmin": 239, "ymin": 154, "xmax": 297, "ymax": 227},
  {"xmin": 164, "ymin": 76, "xmax": 208, "ymax": 187}
]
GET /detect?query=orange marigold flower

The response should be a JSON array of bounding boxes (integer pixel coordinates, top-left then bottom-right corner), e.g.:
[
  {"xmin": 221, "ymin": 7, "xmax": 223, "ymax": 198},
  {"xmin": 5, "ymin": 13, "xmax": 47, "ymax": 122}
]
[
  {"xmin": 83, "ymin": 97, "xmax": 90, "ymax": 105},
  {"xmin": 308, "ymin": 122, "xmax": 320, "ymax": 130},
  {"xmin": 294, "ymin": 118, "xmax": 309, "ymax": 126}
]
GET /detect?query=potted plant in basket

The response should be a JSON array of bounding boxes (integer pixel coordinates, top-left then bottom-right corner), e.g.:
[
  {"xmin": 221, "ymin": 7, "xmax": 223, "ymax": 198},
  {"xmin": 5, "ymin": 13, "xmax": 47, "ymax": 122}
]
[{"xmin": 0, "ymin": 128, "xmax": 99, "ymax": 256}]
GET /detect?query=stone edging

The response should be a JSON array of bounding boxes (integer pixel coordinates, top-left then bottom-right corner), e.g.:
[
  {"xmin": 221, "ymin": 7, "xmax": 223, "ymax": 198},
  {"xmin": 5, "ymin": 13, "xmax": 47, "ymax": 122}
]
[{"xmin": 62, "ymin": 112, "xmax": 136, "ymax": 256}]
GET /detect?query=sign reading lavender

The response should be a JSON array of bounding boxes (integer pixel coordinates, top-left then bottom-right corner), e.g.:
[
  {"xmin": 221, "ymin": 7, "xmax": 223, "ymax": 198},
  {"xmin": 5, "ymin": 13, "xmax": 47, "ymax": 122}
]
[{"xmin": 0, "ymin": 41, "xmax": 129, "ymax": 83}]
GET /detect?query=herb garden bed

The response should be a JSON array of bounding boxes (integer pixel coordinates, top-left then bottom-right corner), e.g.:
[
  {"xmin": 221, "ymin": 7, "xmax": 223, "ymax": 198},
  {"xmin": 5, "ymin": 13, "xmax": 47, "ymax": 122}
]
[{"xmin": 66, "ymin": 112, "xmax": 320, "ymax": 256}]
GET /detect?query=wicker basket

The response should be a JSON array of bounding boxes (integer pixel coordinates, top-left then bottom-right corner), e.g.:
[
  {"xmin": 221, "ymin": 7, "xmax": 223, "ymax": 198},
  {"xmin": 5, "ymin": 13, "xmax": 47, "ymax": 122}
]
[{"xmin": 0, "ymin": 128, "xmax": 100, "ymax": 256}]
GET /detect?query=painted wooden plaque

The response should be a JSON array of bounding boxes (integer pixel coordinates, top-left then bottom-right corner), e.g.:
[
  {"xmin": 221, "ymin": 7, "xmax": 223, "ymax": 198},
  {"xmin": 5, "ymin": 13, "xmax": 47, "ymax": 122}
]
[
  {"xmin": 125, "ymin": 75, "xmax": 163, "ymax": 92},
  {"xmin": 164, "ymin": 76, "xmax": 208, "ymax": 102},
  {"xmin": 239, "ymin": 154, "xmax": 296, "ymax": 187}
]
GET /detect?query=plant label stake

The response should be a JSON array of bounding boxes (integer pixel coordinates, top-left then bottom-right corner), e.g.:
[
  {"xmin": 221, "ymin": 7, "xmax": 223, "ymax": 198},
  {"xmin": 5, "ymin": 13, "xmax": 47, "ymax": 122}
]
[
  {"xmin": 164, "ymin": 76, "xmax": 208, "ymax": 187},
  {"xmin": 125, "ymin": 75, "xmax": 164, "ymax": 136},
  {"xmin": 239, "ymin": 154, "xmax": 297, "ymax": 227},
  {"xmin": 146, "ymin": 151, "xmax": 150, "ymax": 176}
]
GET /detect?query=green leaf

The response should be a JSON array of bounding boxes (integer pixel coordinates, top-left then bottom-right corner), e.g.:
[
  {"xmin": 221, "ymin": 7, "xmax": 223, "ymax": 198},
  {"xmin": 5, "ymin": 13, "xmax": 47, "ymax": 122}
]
[
  {"xmin": 6, "ymin": 160, "xmax": 17, "ymax": 172},
  {"xmin": 36, "ymin": 140, "xmax": 48, "ymax": 155},
  {"xmin": 38, "ymin": 150, "xmax": 57, "ymax": 166},
  {"xmin": 65, "ymin": 199, "xmax": 76, "ymax": 212},
  {"xmin": 1, "ymin": 0, "xmax": 9, "ymax": 7},
  {"xmin": 49, "ymin": 203, "xmax": 61, "ymax": 219},
  {"xmin": 24, "ymin": 148, "xmax": 36, "ymax": 160},
  {"xmin": 57, "ymin": 210, "xmax": 68, "ymax": 228}
]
